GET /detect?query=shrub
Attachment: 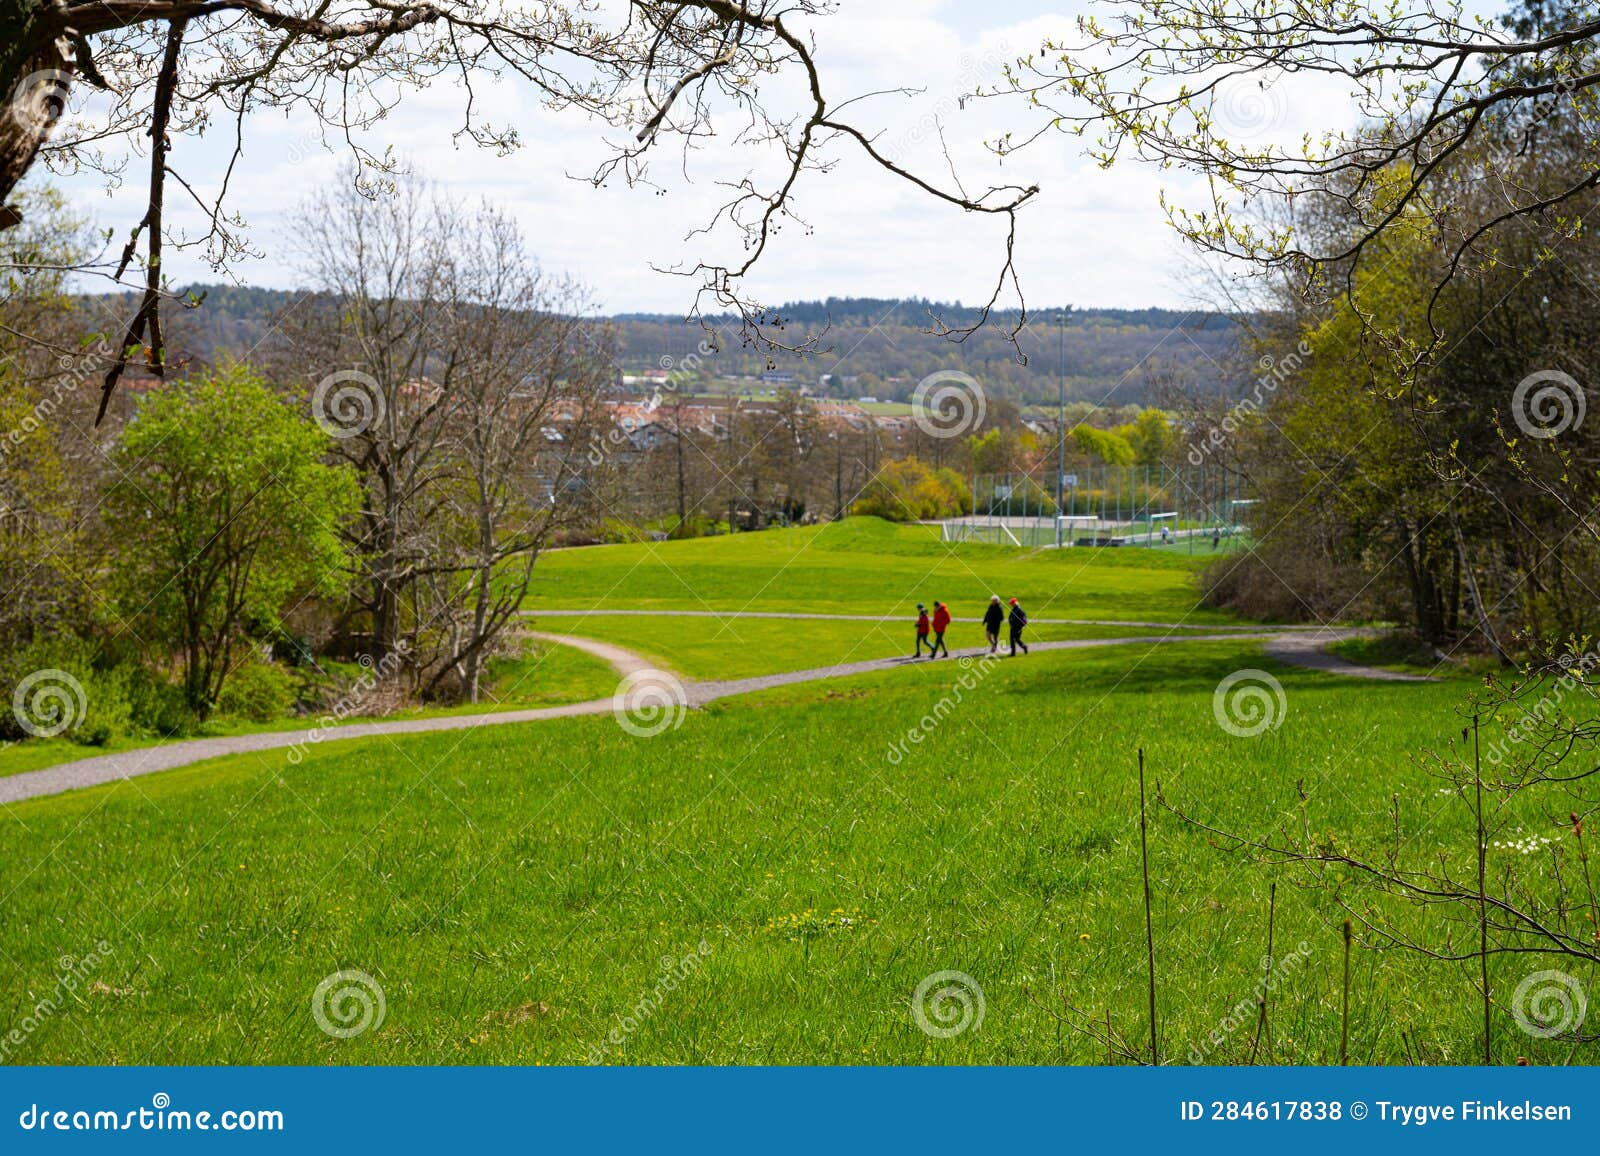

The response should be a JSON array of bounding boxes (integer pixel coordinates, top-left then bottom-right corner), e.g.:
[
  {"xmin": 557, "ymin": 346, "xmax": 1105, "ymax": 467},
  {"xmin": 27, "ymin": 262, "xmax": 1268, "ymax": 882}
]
[
  {"xmin": 123, "ymin": 669, "xmax": 198, "ymax": 739},
  {"xmin": 931, "ymin": 469, "xmax": 973, "ymax": 516},
  {"xmin": 852, "ymin": 457, "xmax": 969, "ymax": 522},
  {"xmin": 0, "ymin": 637, "xmax": 134, "ymax": 744},
  {"xmin": 594, "ymin": 518, "xmax": 653, "ymax": 544},
  {"xmin": 665, "ymin": 514, "xmax": 723, "ymax": 540},
  {"xmin": 105, "ymin": 364, "xmax": 360, "ymax": 718},
  {"xmin": 216, "ymin": 657, "xmax": 297, "ymax": 723}
]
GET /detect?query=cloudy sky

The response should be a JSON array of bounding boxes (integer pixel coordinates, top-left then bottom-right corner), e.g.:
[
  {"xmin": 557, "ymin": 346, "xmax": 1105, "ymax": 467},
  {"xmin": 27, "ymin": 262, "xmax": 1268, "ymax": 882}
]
[{"xmin": 53, "ymin": 0, "xmax": 1360, "ymax": 315}]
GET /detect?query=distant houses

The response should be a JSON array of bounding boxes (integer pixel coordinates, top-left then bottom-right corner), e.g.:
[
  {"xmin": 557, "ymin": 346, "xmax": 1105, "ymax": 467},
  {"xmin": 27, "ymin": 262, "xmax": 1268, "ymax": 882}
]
[{"xmin": 598, "ymin": 391, "xmax": 908, "ymax": 454}]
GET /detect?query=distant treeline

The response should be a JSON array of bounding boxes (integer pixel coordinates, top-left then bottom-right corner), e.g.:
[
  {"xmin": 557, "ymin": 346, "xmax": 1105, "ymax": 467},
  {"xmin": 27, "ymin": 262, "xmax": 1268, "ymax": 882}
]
[{"xmin": 81, "ymin": 286, "xmax": 1245, "ymax": 407}]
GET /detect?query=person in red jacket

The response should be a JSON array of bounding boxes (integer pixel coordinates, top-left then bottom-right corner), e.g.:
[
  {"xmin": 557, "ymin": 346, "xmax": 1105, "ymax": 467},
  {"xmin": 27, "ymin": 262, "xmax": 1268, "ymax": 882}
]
[
  {"xmin": 928, "ymin": 601, "xmax": 951, "ymax": 658},
  {"xmin": 914, "ymin": 603, "xmax": 932, "ymax": 657}
]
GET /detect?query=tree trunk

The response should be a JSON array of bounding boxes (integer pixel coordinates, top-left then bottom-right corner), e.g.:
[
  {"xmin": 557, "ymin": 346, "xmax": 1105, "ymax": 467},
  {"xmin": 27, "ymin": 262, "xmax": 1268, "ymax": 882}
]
[
  {"xmin": 674, "ymin": 425, "xmax": 687, "ymax": 531},
  {"xmin": 184, "ymin": 635, "xmax": 209, "ymax": 717},
  {"xmin": 1397, "ymin": 520, "xmax": 1442, "ymax": 644},
  {"xmin": 464, "ymin": 548, "xmax": 492, "ymax": 703},
  {"xmin": 372, "ymin": 564, "xmax": 401, "ymax": 658},
  {"xmin": 1, "ymin": 5, "xmax": 71, "ymax": 224}
]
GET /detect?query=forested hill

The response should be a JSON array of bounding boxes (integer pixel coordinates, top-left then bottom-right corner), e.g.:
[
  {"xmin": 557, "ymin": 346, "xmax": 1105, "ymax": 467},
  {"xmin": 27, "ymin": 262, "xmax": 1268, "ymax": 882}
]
[{"xmin": 85, "ymin": 286, "xmax": 1242, "ymax": 406}]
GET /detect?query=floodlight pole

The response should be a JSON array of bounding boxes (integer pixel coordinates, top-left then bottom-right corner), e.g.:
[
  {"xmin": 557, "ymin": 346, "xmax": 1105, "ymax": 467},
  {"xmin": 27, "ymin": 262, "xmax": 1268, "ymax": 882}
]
[{"xmin": 1056, "ymin": 312, "xmax": 1066, "ymax": 548}]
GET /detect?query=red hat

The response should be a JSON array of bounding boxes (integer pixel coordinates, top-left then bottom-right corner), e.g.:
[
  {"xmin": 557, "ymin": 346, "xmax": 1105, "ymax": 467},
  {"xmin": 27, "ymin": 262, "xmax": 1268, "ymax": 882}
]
[{"xmin": 1009, "ymin": 597, "xmax": 1018, "ymax": 604}]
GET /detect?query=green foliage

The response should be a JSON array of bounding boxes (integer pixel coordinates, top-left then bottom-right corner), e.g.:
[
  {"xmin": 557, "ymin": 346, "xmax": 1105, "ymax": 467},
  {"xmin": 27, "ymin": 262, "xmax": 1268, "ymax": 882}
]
[
  {"xmin": 105, "ymin": 364, "xmax": 361, "ymax": 715},
  {"xmin": 0, "ymin": 634, "xmax": 217, "ymax": 747},
  {"xmin": 1215, "ymin": 219, "xmax": 1462, "ymax": 635},
  {"xmin": 595, "ymin": 518, "xmax": 655, "ymax": 544},
  {"xmin": 851, "ymin": 457, "xmax": 971, "ymax": 521},
  {"xmin": 0, "ymin": 638, "xmax": 131, "ymax": 745},
  {"xmin": 121, "ymin": 668, "xmax": 199, "ymax": 739},
  {"xmin": 1070, "ymin": 424, "xmax": 1136, "ymax": 465},
  {"xmin": 216, "ymin": 657, "xmax": 298, "ymax": 723},
  {"xmin": 967, "ymin": 427, "xmax": 1027, "ymax": 474},
  {"xmin": 0, "ymin": 188, "xmax": 102, "ymax": 651},
  {"xmin": 665, "ymin": 514, "xmax": 725, "ymax": 540},
  {"xmin": 931, "ymin": 467, "xmax": 973, "ymax": 515},
  {"xmin": 1116, "ymin": 408, "xmax": 1176, "ymax": 466},
  {"xmin": 1, "ymin": 184, "xmax": 96, "ymax": 304}
]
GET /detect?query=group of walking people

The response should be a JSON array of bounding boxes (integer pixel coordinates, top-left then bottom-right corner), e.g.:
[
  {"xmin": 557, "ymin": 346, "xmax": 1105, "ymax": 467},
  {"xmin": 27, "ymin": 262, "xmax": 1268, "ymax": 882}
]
[{"xmin": 915, "ymin": 596, "xmax": 1029, "ymax": 659}]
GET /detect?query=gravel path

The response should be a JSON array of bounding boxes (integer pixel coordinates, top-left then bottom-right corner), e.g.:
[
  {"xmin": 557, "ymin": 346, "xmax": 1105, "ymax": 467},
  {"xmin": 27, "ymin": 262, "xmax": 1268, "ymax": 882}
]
[
  {"xmin": 0, "ymin": 634, "xmax": 643, "ymax": 809},
  {"xmin": 682, "ymin": 627, "xmax": 1428, "ymax": 702},
  {"xmin": 522, "ymin": 631, "xmax": 656, "ymax": 677},
  {"xmin": 523, "ymin": 608, "xmax": 1323, "ymax": 632},
  {"xmin": 1264, "ymin": 633, "xmax": 1437, "ymax": 682},
  {"xmin": 0, "ymin": 626, "xmax": 1429, "ymax": 807}
]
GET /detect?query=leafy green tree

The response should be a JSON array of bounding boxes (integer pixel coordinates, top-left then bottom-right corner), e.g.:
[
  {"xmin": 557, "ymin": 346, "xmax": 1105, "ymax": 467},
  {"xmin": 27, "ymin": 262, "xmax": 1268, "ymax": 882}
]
[
  {"xmin": 1070, "ymin": 425, "xmax": 1135, "ymax": 466},
  {"xmin": 0, "ymin": 183, "xmax": 103, "ymax": 648},
  {"xmin": 1118, "ymin": 409, "xmax": 1176, "ymax": 468},
  {"xmin": 106, "ymin": 366, "xmax": 360, "ymax": 715},
  {"xmin": 967, "ymin": 427, "xmax": 1017, "ymax": 475}
]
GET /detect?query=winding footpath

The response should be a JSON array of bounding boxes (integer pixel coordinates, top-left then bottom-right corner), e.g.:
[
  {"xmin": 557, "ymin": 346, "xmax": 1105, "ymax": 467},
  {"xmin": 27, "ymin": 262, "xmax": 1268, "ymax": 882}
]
[
  {"xmin": 521, "ymin": 608, "xmax": 1329, "ymax": 631},
  {"xmin": 0, "ymin": 622, "xmax": 1432, "ymax": 807}
]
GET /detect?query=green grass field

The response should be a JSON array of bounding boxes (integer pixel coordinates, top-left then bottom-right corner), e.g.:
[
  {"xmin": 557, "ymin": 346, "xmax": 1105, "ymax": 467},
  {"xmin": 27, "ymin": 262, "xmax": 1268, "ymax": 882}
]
[
  {"xmin": 0, "ymin": 518, "xmax": 1577, "ymax": 1066},
  {"xmin": 528, "ymin": 518, "xmax": 1242, "ymax": 622}
]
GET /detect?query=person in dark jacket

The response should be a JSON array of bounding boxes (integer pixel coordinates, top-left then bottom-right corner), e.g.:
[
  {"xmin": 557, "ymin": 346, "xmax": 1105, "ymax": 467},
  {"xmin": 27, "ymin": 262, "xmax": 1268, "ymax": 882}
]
[
  {"xmin": 1007, "ymin": 597, "xmax": 1029, "ymax": 656},
  {"xmin": 929, "ymin": 601, "xmax": 951, "ymax": 658},
  {"xmin": 914, "ymin": 604, "xmax": 932, "ymax": 657},
  {"xmin": 982, "ymin": 595, "xmax": 1004, "ymax": 654}
]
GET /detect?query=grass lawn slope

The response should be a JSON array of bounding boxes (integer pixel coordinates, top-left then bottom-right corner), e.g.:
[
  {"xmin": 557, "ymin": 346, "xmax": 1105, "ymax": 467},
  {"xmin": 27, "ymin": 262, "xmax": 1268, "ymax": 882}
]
[
  {"xmin": 527, "ymin": 518, "xmax": 1239, "ymax": 623},
  {"xmin": 4, "ymin": 521, "xmax": 1531, "ymax": 1067}
]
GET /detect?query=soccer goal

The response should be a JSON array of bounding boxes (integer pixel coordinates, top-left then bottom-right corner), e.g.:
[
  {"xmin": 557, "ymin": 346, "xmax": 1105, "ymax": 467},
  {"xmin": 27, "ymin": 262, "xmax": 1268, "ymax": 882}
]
[
  {"xmin": 1054, "ymin": 514, "xmax": 1101, "ymax": 547},
  {"xmin": 1147, "ymin": 510, "xmax": 1180, "ymax": 546}
]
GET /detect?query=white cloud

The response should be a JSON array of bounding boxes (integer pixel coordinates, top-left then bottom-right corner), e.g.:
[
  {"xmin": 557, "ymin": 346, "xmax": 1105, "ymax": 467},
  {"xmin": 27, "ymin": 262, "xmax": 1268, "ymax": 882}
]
[{"xmin": 49, "ymin": 1, "xmax": 1363, "ymax": 315}]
